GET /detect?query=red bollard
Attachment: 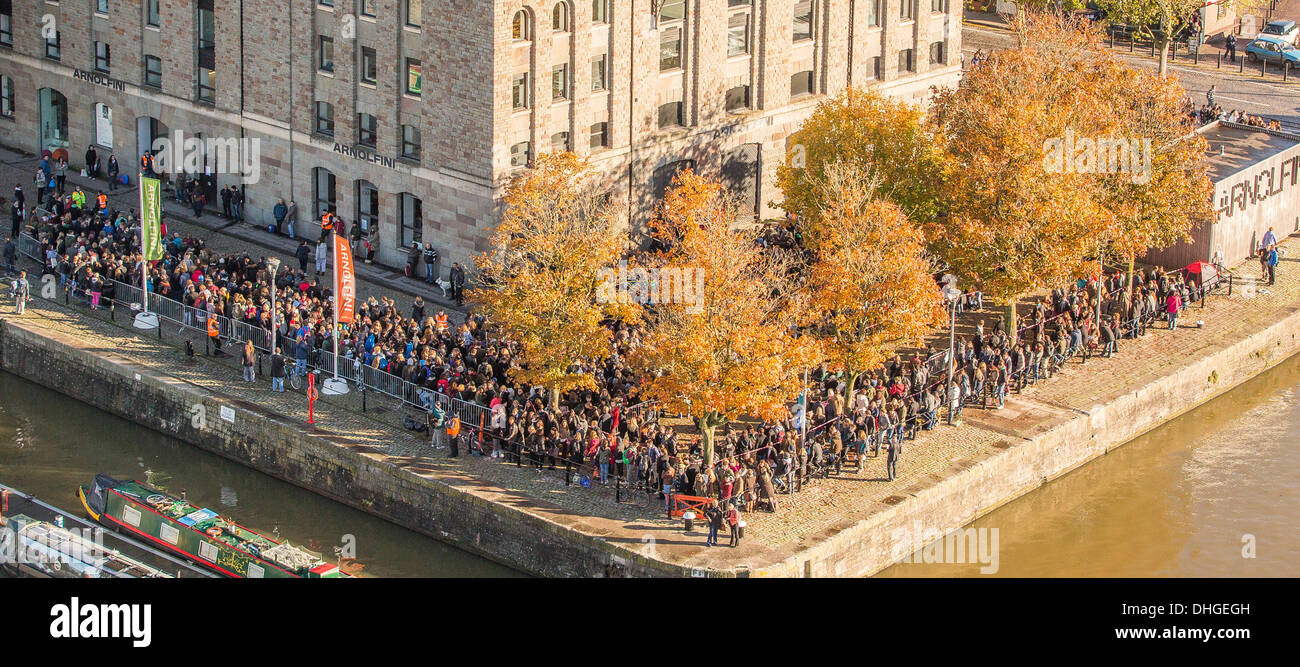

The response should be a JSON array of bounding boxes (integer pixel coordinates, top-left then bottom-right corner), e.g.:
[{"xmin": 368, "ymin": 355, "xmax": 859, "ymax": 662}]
[{"xmin": 307, "ymin": 373, "xmax": 318, "ymax": 424}]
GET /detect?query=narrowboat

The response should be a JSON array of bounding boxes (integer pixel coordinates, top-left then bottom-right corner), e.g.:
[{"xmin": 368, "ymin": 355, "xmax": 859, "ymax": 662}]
[
  {"xmin": 79, "ymin": 474, "xmax": 348, "ymax": 578},
  {"xmin": 2, "ymin": 513, "xmax": 176, "ymax": 578}
]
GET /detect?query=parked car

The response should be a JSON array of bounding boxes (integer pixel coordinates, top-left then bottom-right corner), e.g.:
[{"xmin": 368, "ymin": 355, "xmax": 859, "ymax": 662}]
[
  {"xmin": 1261, "ymin": 19, "xmax": 1299, "ymax": 47},
  {"xmin": 1245, "ymin": 34, "xmax": 1300, "ymax": 65}
]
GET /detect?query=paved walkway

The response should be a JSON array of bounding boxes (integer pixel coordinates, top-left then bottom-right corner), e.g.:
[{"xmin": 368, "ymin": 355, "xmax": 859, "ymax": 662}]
[{"xmin": 0, "ymin": 144, "xmax": 466, "ymax": 315}]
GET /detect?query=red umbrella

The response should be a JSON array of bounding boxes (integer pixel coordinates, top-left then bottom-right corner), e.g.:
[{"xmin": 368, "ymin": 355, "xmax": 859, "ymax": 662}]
[{"xmin": 1185, "ymin": 261, "xmax": 1217, "ymax": 276}]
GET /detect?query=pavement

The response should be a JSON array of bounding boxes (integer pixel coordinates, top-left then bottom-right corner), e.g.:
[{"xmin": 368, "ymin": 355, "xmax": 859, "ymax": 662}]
[{"xmin": 0, "ymin": 144, "xmax": 467, "ymax": 317}]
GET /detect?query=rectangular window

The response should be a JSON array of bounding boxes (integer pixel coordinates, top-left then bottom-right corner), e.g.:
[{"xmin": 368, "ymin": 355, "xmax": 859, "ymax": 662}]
[
  {"xmin": 725, "ymin": 85, "xmax": 750, "ymax": 111},
  {"xmin": 728, "ymin": 0, "xmax": 752, "ymax": 5},
  {"xmin": 591, "ymin": 55, "xmax": 607, "ymax": 91},
  {"xmin": 401, "ymin": 124, "xmax": 421, "ymax": 159},
  {"xmin": 551, "ymin": 131, "xmax": 570, "ymax": 151},
  {"xmin": 95, "ymin": 41, "xmax": 111, "ymax": 72},
  {"xmin": 658, "ymin": 102, "xmax": 683, "ymax": 128},
  {"xmin": 728, "ymin": 14, "xmax": 750, "ymax": 57},
  {"xmin": 901, "ymin": 0, "xmax": 916, "ymax": 20},
  {"xmin": 791, "ymin": 70, "xmax": 814, "ymax": 97},
  {"xmin": 592, "ymin": 0, "xmax": 608, "ymax": 23},
  {"xmin": 146, "ymin": 0, "xmax": 160, "ymax": 27},
  {"xmin": 931, "ymin": 0, "xmax": 948, "ymax": 12},
  {"xmin": 552, "ymin": 63, "xmax": 569, "ymax": 100},
  {"xmin": 0, "ymin": 15, "xmax": 11, "ymax": 46},
  {"xmin": 144, "ymin": 55, "xmax": 162, "ymax": 87},
  {"xmin": 96, "ymin": 0, "xmax": 109, "ymax": 15},
  {"xmin": 510, "ymin": 141, "xmax": 531, "ymax": 168},
  {"xmin": 197, "ymin": 68, "xmax": 215, "ymax": 103},
  {"xmin": 315, "ymin": 101, "xmax": 334, "ymax": 136},
  {"xmin": 197, "ymin": 0, "xmax": 215, "ymax": 50},
  {"xmin": 45, "ymin": 32, "xmax": 60, "ymax": 60},
  {"xmin": 399, "ymin": 193, "xmax": 423, "ymax": 245},
  {"xmin": 867, "ymin": 0, "xmax": 880, "ymax": 26},
  {"xmin": 659, "ymin": 0, "xmax": 685, "ymax": 22},
  {"xmin": 1, "ymin": 76, "xmax": 13, "ymax": 118},
  {"xmin": 793, "ymin": 1, "xmax": 813, "ymax": 42},
  {"xmin": 870, "ymin": 56, "xmax": 882, "ymax": 80},
  {"xmin": 319, "ymin": 0, "xmax": 335, "ymax": 7},
  {"xmin": 512, "ymin": 73, "xmax": 529, "ymax": 110},
  {"xmin": 405, "ymin": 0, "xmax": 421, "ymax": 27},
  {"xmin": 360, "ymin": 0, "xmax": 376, "ymax": 17},
  {"xmin": 406, "ymin": 58, "xmax": 422, "ymax": 95},
  {"xmin": 899, "ymin": 48, "xmax": 915, "ymax": 72},
  {"xmin": 318, "ymin": 37, "xmax": 334, "ymax": 73},
  {"xmin": 358, "ymin": 113, "xmax": 377, "ymax": 147},
  {"xmin": 361, "ymin": 47, "xmax": 377, "ymax": 84},
  {"xmin": 930, "ymin": 40, "xmax": 946, "ymax": 65},
  {"xmin": 660, "ymin": 27, "xmax": 682, "ymax": 71},
  {"xmin": 590, "ymin": 122, "xmax": 608, "ymax": 149}
]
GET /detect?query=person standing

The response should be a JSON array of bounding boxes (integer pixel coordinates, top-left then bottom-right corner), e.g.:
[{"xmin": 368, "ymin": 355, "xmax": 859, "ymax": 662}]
[
  {"xmin": 1165, "ymin": 289, "xmax": 1182, "ymax": 330},
  {"xmin": 422, "ymin": 243, "xmax": 438, "ymax": 284},
  {"xmin": 286, "ymin": 200, "xmax": 298, "ymax": 239},
  {"xmin": 10, "ymin": 199, "xmax": 22, "ymax": 238},
  {"xmin": 84, "ymin": 145, "xmax": 98, "ymax": 179},
  {"xmin": 3, "ymin": 237, "xmax": 16, "ymax": 272},
  {"xmin": 1226, "ymin": 33, "xmax": 1237, "ymax": 62},
  {"xmin": 704, "ymin": 500, "xmax": 724, "ymax": 547},
  {"xmin": 55, "ymin": 157, "xmax": 68, "ymax": 196},
  {"xmin": 315, "ymin": 239, "xmax": 328, "ymax": 277},
  {"xmin": 34, "ymin": 168, "xmax": 46, "ymax": 206},
  {"xmin": 726, "ymin": 504, "xmax": 741, "ymax": 547},
  {"xmin": 232, "ymin": 187, "xmax": 244, "ymax": 221},
  {"xmin": 1207, "ymin": 85, "xmax": 1216, "ymax": 109},
  {"xmin": 449, "ymin": 262, "xmax": 466, "ymax": 306},
  {"xmin": 273, "ymin": 198, "xmax": 288, "ymax": 235},
  {"xmin": 295, "ymin": 240, "xmax": 310, "ymax": 273},
  {"xmin": 107, "ymin": 153, "xmax": 120, "ymax": 192},
  {"xmin": 447, "ymin": 415, "xmax": 461, "ymax": 457},
  {"xmin": 241, "ymin": 339, "xmax": 256, "ymax": 382},
  {"xmin": 405, "ymin": 242, "xmax": 421, "ymax": 279},
  {"xmin": 1267, "ymin": 243, "xmax": 1279, "ymax": 286},
  {"xmin": 886, "ymin": 435, "xmax": 901, "ymax": 481},
  {"xmin": 270, "ymin": 346, "xmax": 286, "ymax": 392},
  {"xmin": 11, "ymin": 270, "xmax": 29, "ymax": 315},
  {"xmin": 220, "ymin": 186, "xmax": 233, "ymax": 219}
]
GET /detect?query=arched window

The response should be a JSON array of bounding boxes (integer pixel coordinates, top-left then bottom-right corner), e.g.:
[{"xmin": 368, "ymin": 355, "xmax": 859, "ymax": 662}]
[
  {"xmin": 552, "ymin": 3, "xmax": 569, "ymax": 32},
  {"xmin": 512, "ymin": 10, "xmax": 532, "ymax": 41}
]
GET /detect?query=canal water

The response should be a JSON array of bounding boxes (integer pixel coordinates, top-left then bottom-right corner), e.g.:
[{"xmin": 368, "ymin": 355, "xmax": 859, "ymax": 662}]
[
  {"xmin": 877, "ymin": 351, "xmax": 1300, "ymax": 578},
  {"xmin": 0, "ymin": 373, "xmax": 520, "ymax": 578}
]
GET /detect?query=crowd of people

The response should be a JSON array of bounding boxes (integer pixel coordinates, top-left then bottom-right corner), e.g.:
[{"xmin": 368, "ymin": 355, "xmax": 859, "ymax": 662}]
[{"xmin": 1185, "ymin": 97, "xmax": 1284, "ymax": 130}]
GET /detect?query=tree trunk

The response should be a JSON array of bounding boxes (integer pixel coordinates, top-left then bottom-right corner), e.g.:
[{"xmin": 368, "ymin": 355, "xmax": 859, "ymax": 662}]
[
  {"xmin": 1004, "ymin": 296, "xmax": 1018, "ymax": 344},
  {"xmin": 1159, "ymin": 38, "xmax": 1171, "ymax": 76},
  {"xmin": 549, "ymin": 383, "xmax": 561, "ymax": 412},
  {"xmin": 1127, "ymin": 255, "xmax": 1136, "ymax": 291},
  {"xmin": 844, "ymin": 370, "xmax": 861, "ymax": 407},
  {"xmin": 696, "ymin": 415, "xmax": 718, "ymax": 468}
]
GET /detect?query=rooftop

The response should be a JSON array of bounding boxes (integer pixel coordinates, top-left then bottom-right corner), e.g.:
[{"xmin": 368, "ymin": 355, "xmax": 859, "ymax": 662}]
[{"xmin": 1198, "ymin": 121, "xmax": 1300, "ymax": 181}]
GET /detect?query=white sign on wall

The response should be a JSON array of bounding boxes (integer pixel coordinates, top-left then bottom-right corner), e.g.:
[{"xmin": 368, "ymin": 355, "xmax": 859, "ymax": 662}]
[
  {"xmin": 94, "ymin": 103, "xmax": 113, "ymax": 148},
  {"xmin": 220, "ymin": 406, "xmax": 235, "ymax": 423}
]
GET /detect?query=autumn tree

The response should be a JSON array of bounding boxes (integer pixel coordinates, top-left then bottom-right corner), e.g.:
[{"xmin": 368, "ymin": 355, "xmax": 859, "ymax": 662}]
[
  {"xmin": 930, "ymin": 11, "xmax": 1117, "ymax": 335},
  {"xmin": 1093, "ymin": 0, "xmax": 1206, "ymax": 76},
  {"xmin": 630, "ymin": 170, "xmax": 815, "ymax": 467},
  {"xmin": 799, "ymin": 161, "xmax": 947, "ymax": 401},
  {"xmin": 776, "ymin": 87, "xmax": 946, "ymax": 226},
  {"xmin": 470, "ymin": 152, "xmax": 629, "ymax": 411}
]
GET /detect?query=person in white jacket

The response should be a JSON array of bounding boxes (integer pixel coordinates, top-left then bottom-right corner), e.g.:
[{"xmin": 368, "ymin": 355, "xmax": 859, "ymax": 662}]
[{"xmin": 315, "ymin": 240, "xmax": 328, "ymax": 277}]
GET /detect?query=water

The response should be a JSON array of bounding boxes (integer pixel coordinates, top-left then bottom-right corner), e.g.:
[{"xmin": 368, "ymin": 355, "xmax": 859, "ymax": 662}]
[
  {"xmin": 0, "ymin": 373, "xmax": 521, "ymax": 578},
  {"xmin": 877, "ymin": 351, "xmax": 1300, "ymax": 577}
]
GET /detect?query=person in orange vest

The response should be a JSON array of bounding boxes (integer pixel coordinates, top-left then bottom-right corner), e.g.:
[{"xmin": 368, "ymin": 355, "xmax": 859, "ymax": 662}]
[
  {"xmin": 434, "ymin": 309, "xmax": 449, "ymax": 334},
  {"xmin": 206, "ymin": 314, "xmax": 222, "ymax": 353},
  {"xmin": 140, "ymin": 152, "xmax": 153, "ymax": 177},
  {"xmin": 319, "ymin": 211, "xmax": 334, "ymax": 243},
  {"xmin": 446, "ymin": 415, "xmax": 461, "ymax": 458},
  {"xmin": 95, "ymin": 191, "xmax": 108, "ymax": 212}
]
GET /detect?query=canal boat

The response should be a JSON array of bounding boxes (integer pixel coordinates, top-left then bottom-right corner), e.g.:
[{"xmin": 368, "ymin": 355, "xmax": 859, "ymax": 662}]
[
  {"xmin": 2, "ymin": 513, "xmax": 175, "ymax": 578},
  {"xmin": 79, "ymin": 474, "xmax": 347, "ymax": 578}
]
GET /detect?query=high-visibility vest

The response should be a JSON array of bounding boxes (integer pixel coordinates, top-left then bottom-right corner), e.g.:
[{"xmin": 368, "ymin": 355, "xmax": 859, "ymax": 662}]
[
  {"xmin": 434, "ymin": 312, "xmax": 448, "ymax": 331},
  {"xmin": 206, "ymin": 317, "xmax": 219, "ymax": 338},
  {"xmin": 446, "ymin": 416, "xmax": 461, "ymax": 438},
  {"xmin": 96, "ymin": 194, "xmax": 107, "ymax": 209},
  {"xmin": 321, "ymin": 213, "xmax": 334, "ymax": 231},
  {"xmin": 141, "ymin": 154, "xmax": 151, "ymax": 170}
]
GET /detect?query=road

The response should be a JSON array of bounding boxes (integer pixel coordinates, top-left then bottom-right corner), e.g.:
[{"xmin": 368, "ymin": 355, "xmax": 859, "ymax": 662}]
[{"xmin": 961, "ymin": 23, "xmax": 1300, "ymax": 129}]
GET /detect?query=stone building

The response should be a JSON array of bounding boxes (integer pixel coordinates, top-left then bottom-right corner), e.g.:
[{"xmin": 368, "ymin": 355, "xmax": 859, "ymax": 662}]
[{"xmin": 0, "ymin": 0, "xmax": 961, "ymax": 274}]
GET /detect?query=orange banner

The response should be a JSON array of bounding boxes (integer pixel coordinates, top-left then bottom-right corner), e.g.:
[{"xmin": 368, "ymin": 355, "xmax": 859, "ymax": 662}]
[{"xmin": 334, "ymin": 239, "xmax": 356, "ymax": 324}]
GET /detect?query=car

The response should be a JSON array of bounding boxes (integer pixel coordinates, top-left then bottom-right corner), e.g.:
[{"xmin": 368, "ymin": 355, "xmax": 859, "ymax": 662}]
[
  {"xmin": 1245, "ymin": 35, "xmax": 1300, "ymax": 65},
  {"xmin": 1261, "ymin": 19, "xmax": 1299, "ymax": 47}
]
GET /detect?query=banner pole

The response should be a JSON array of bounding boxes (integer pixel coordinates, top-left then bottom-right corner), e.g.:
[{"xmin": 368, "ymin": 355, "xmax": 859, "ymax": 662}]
[{"xmin": 139, "ymin": 170, "xmax": 147, "ymax": 315}]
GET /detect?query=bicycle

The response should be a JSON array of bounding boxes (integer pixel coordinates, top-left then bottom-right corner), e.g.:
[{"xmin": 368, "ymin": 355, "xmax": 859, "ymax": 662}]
[{"xmin": 288, "ymin": 360, "xmax": 306, "ymax": 390}]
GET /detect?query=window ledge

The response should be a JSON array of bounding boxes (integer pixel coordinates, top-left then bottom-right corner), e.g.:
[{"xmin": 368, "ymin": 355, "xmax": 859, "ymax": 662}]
[
  {"xmin": 402, "ymin": 93, "xmax": 421, "ymax": 100},
  {"xmin": 359, "ymin": 81, "xmax": 377, "ymax": 90}
]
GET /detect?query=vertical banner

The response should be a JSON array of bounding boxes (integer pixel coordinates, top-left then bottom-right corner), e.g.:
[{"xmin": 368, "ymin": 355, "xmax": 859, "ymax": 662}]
[
  {"xmin": 140, "ymin": 175, "xmax": 163, "ymax": 261},
  {"xmin": 334, "ymin": 238, "xmax": 356, "ymax": 324}
]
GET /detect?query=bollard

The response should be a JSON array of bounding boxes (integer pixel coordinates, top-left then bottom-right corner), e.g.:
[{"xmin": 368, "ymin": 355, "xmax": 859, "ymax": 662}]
[
  {"xmin": 1287, "ymin": 62, "xmax": 1291, "ymax": 81},
  {"xmin": 1110, "ymin": 30, "xmax": 1114, "ymax": 49},
  {"xmin": 1151, "ymin": 40, "xmax": 1155, "ymax": 57},
  {"xmin": 1263, "ymin": 59, "xmax": 1268, "ymax": 77},
  {"xmin": 1217, "ymin": 52, "xmax": 1222, "ymax": 68},
  {"xmin": 110, "ymin": 302, "xmax": 115, "ymax": 321},
  {"xmin": 616, "ymin": 477, "xmax": 621, "ymax": 504},
  {"xmin": 1240, "ymin": 55, "xmax": 1245, "ymax": 73},
  {"xmin": 64, "ymin": 286, "xmax": 69, "ymax": 304},
  {"xmin": 361, "ymin": 385, "xmax": 366, "ymax": 412},
  {"xmin": 1129, "ymin": 34, "xmax": 1134, "ymax": 53},
  {"xmin": 157, "ymin": 320, "xmax": 162, "ymax": 340}
]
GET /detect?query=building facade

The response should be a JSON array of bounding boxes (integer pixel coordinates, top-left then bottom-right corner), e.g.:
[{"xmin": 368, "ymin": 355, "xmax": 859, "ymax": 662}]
[{"xmin": 0, "ymin": 0, "xmax": 961, "ymax": 274}]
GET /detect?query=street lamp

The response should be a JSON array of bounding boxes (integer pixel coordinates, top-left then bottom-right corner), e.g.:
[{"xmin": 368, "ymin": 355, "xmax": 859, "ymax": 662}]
[
  {"xmin": 267, "ymin": 257, "xmax": 281, "ymax": 357},
  {"xmin": 942, "ymin": 283, "xmax": 962, "ymax": 425}
]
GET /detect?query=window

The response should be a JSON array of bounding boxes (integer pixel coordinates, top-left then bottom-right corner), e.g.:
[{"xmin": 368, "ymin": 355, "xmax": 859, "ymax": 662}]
[
  {"xmin": 659, "ymin": 0, "xmax": 685, "ymax": 22},
  {"xmin": 658, "ymin": 102, "xmax": 683, "ymax": 128},
  {"xmin": 45, "ymin": 31, "xmax": 60, "ymax": 60},
  {"xmin": 315, "ymin": 169, "xmax": 337, "ymax": 222},
  {"xmin": 357, "ymin": 113, "xmax": 377, "ymax": 147},
  {"xmin": 728, "ymin": 14, "xmax": 750, "ymax": 57},
  {"xmin": 791, "ymin": 70, "xmax": 814, "ymax": 97},
  {"xmin": 360, "ymin": 47, "xmax": 377, "ymax": 84},
  {"xmin": 869, "ymin": 56, "xmax": 882, "ymax": 80},
  {"xmin": 592, "ymin": 0, "xmax": 608, "ymax": 23},
  {"xmin": 197, "ymin": 68, "xmax": 216, "ymax": 103},
  {"xmin": 319, "ymin": 0, "xmax": 335, "ymax": 6},
  {"xmin": 510, "ymin": 142, "xmax": 531, "ymax": 167},
  {"xmin": 0, "ymin": 76, "xmax": 12, "ymax": 118},
  {"xmin": 97, "ymin": 0, "xmax": 109, "ymax": 15},
  {"xmin": 146, "ymin": 0, "xmax": 160, "ymax": 27},
  {"xmin": 591, "ymin": 55, "xmax": 607, "ymax": 91},
  {"xmin": 726, "ymin": 85, "xmax": 750, "ymax": 111},
  {"xmin": 144, "ymin": 55, "xmax": 162, "ymax": 87},
  {"xmin": 930, "ymin": 41, "xmax": 946, "ymax": 65},
  {"xmin": 360, "ymin": 0, "xmax": 376, "ymax": 17},
  {"xmin": 512, "ymin": 73, "xmax": 529, "ymax": 110},
  {"xmin": 94, "ymin": 42, "xmax": 111, "ymax": 72},
  {"xmin": 406, "ymin": 58, "xmax": 422, "ymax": 96},
  {"xmin": 932, "ymin": 0, "xmax": 948, "ymax": 11},
  {"xmin": 901, "ymin": 0, "xmax": 916, "ymax": 20},
  {"xmin": 793, "ymin": 1, "xmax": 813, "ymax": 42},
  {"xmin": 899, "ymin": 48, "xmax": 915, "ymax": 72},
  {"xmin": 512, "ymin": 10, "xmax": 531, "ymax": 41},
  {"xmin": 551, "ymin": 131, "xmax": 570, "ymax": 151},
  {"xmin": 866, "ymin": 0, "xmax": 880, "ymax": 26},
  {"xmin": 660, "ymin": 27, "xmax": 682, "ymax": 71},
  {"xmin": 405, "ymin": 0, "xmax": 421, "ymax": 27},
  {"xmin": 552, "ymin": 63, "xmax": 569, "ymax": 100},
  {"xmin": 356, "ymin": 181, "xmax": 379, "ymax": 232},
  {"xmin": 553, "ymin": 3, "xmax": 569, "ymax": 31},
  {"xmin": 0, "ymin": 14, "xmax": 10, "ymax": 46},
  {"xmin": 315, "ymin": 101, "xmax": 335, "ymax": 136},
  {"xmin": 318, "ymin": 36, "xmax": 334, "ymax": 73},
  {"xmin": 401, "ymin": 124, "xmax": 421, "ymax": 159},
  {"xmin": 728, "ymin": 0, "xmax": 752, "ymax": 5},
  {"xmin": 399, "ymin": 193, "xmax": 423, "ymax": 245},
  {"xmin": 590, "ymin": 122, "xmax": 608, "ymax": 149}
]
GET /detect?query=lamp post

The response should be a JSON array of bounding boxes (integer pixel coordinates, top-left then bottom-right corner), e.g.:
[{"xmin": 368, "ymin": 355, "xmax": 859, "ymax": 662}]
[
  {"xmin": 267, "ymin": 256, "xmax": 280, "ymax": 357},
  {"xmin": 942, "ymin": 282, "xmax": 962, "ymax": 425}
]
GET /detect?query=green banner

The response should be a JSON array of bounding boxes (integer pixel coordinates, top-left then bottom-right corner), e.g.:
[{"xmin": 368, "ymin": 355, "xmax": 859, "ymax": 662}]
[{"xmin": 140, "ymin": 176, "xmax": 163, "ymax": 261}]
